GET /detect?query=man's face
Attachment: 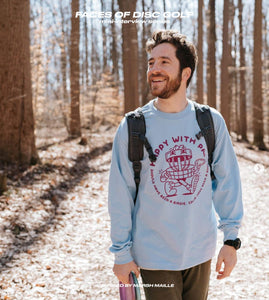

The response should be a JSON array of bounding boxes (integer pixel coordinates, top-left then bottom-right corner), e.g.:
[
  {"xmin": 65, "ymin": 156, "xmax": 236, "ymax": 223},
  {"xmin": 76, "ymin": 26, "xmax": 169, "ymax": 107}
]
[{"xmin": 147, "ymin": 43, "xmax": 181, "ymax": 99}]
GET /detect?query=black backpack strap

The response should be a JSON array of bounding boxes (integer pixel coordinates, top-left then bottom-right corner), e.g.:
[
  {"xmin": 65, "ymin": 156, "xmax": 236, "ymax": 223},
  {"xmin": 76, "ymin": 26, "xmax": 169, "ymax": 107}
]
[
  {"xmin": 193, "ymin": 102, "xmax": 216, "ymax": 180},
  {"xmin": 126, "ymin": 108, "xmax": 156, "ymax": 204}
]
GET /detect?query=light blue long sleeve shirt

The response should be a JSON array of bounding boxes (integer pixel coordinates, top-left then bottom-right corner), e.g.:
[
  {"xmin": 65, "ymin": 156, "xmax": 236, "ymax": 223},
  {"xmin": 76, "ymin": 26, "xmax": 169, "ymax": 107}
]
[{"xmin": 108, "ymin": 99, "xmax": 243, "ymax": 270}]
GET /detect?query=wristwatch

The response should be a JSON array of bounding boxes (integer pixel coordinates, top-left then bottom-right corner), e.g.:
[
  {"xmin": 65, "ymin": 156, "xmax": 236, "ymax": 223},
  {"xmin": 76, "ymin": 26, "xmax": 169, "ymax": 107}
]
[{"xmin": 224, "ymin": 238, "xmax": 241, "ymax": 250}]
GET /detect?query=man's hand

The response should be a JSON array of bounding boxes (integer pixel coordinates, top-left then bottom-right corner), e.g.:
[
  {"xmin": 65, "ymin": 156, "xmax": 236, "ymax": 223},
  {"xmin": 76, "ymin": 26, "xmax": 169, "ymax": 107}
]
[
  {"xmin": 113, "ymin": 261, "xmax": 140, "ymax": 284},
  {"xmin": 216, "ymin": 245, "xmax": 237, "ymax": 280}
]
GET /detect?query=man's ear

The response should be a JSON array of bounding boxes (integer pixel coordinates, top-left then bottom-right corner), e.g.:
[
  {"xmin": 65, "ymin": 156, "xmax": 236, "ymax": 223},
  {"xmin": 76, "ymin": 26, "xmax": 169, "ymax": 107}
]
[{"xmin": 182, "ymin": 67, "xmax": 191, "ymax": 82}]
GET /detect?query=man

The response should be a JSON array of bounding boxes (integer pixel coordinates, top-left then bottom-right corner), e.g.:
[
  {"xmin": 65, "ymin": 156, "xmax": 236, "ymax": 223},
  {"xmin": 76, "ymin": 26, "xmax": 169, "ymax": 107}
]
[{"xmin": 108, "ymin": 30, "xmax": 243, "ymax": 300}]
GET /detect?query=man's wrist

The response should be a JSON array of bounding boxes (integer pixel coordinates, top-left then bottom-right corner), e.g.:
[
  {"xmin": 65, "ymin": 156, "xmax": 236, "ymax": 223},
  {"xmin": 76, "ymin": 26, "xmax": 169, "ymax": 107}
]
[{"xmin": 224, "ymin": 238, "xmax": 241, "ymax": 250}]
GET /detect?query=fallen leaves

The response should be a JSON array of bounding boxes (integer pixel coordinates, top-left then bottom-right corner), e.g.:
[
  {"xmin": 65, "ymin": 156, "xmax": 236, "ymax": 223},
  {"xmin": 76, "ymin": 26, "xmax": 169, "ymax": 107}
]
[
  {"xmin": 0, "ymin": 125, "xmax": 268, "ymax": 299},
  {"xmin": 0, "ymin": 124, "xmax": 117, "ymax": 299}
]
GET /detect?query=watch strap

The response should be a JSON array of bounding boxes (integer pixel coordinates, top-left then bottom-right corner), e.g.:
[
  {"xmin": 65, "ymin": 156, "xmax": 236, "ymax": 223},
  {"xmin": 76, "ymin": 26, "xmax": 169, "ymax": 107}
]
[{"xmin": 224, "ymin": 238, "xmax": 241, "ymax": 250}]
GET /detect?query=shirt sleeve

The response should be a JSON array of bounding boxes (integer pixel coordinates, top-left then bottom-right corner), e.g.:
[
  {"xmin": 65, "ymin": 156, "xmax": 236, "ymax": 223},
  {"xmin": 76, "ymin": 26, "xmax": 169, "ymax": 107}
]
[
  {"xmin": 108, "ymin": 118, "xmax": 136, "ymax": 264},
  {"xmin": 211, "ymin": 109, "xmax": 244, "ymax": 241}
]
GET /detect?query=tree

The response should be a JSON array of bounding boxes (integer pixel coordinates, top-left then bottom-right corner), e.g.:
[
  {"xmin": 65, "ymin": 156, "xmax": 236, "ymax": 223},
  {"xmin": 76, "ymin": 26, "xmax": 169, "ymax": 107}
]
[
  {"xmin": 229, "ymin": 0, "xmax": 238, "ymax": 135},
  {"xmin": 70, "ymin": 0, "xmax": 81, "ymax": 137},
  {"xmin": 220, "ymin": 0, "xmax": 230, "ymax": 131},
  {"xmin": 118, "ymin": 0, "xmax": 139, "ymax": 113},
  {"xmin": 83, "ymin": 0, "xmax": 89, "ymax": 89},
  {"xmin": 0, "ymin": 0, "xmax": 38, "ymax": 164},
  {"xmin": 140, "ymin": 0, "xmax": 151, "ymax": 106},
  {"xmin": 252, "ymin": 0, "xmax": 266, "ymax": 149},
  {"xmin": 163, "ymin": 0, "xmax": 167, "ymax": 30},
  {"xmin": 206, "ymin": 0, "xmax": 216, "ymax": 108},
  {"xmin": 100, "ymin": 0, "xmax": 108, "ymax": 72},
  {"xmin": 90, "ymin": 0, "xmax": 101, "ymax": 86},
  {"xmin": 111, "ymin": 0, "xmax": 119, "ymax": 82},
  {"xmin": 197, "ymin": 0, "xmax": 204, "ymax": 104},
  {"xmin": 60, "ymin": 1, "xmax": 69, "ymax": 102},
  {"xmin": 238, "ymin": 0, "xmax": 247, "ymax": 141}
]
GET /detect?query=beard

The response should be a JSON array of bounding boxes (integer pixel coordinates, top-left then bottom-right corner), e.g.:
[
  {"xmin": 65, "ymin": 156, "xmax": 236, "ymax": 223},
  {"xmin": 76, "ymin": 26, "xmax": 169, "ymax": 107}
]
[{"xmin": 148, "ymin": 72, "xmax": 182, "ymax": 99}]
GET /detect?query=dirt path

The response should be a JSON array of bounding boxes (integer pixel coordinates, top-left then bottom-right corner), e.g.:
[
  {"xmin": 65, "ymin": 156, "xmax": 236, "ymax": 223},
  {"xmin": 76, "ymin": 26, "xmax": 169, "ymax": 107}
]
[{"xmin": 0, "ymin": 128, "xmax": 268, "ymax": 299}]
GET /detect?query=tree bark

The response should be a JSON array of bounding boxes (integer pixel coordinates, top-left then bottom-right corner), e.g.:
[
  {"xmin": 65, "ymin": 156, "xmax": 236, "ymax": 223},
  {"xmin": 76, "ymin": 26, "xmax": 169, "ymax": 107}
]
[
  {"xmin": 111, "ymin": 0, "xmax": 119, "ymax": 82},
  {"xmin": 90, "ymin": 0, "xmax": 100, "ymax": 86},
  {"xmin": 100, "ymin": 0, "xmax": 108, "ymax": 72},
  {"xmin": 118, "ymin": 0, "xmax": 139, "ymax": 113},
  {"xmin": 197, "ymin": 0, "xmax": 204, "ymax": 104},
  {"xmin": 70, "ymin": 0, "xmax": 81, "ymax": 137},
  {"xmin": 163, "ymin": 0, "xmax": 167, "ymax": 30},
  {"xmin": 252, "ymin": 0, "xmax": 266, "ymax": 149},
  {"xmin": 60, "ymin": 2, "xmax": 68, "ymax": 102},
  {"xmin": 229, "ymin": 0, "xmax": 239, "ymax": 135},
  {"xmin": 206, "ymin": 0, "xmax": 216, "ymax": 108},
  {"xmin": 141, "ymin": 0, "xmax": 150, "ymax": 106},
  {"xmin": 0, "ymin": 171, "xmax": 7, "ymax": 195},
  {"xmin": 238, "ymin": 0, "xmax": 247, "ymax": 141},
  {"xmin": 220, "ymin": 0, "xmax": 230, "ymax": 131},
  {"xmin": 0, "ymin": 0, "xmax": 38, "ymax": 164},
  {"xmin": 84, "ymin": 1, "xmax": 89, "ymax": 88}
]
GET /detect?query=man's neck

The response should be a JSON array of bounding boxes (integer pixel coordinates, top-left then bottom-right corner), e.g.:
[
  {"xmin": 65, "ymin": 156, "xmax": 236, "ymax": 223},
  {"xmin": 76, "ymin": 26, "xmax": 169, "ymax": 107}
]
[{"xmin": 154, "ymin": 90, "xmax": 188, "ymax": 113}]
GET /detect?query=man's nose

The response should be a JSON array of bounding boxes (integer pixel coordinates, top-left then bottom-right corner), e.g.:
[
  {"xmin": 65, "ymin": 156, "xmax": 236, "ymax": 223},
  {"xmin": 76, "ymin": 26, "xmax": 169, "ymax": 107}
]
[{"xmin": 148, "ymin": 63, "xmax": 161, "ymax": 74}]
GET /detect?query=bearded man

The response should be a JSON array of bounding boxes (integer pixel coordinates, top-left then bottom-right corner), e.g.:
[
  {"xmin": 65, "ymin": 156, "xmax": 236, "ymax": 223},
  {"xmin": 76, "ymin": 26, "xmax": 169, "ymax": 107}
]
[{"xmin": 108, "ymin": 30, "xmax": 243, "ymax": 300}]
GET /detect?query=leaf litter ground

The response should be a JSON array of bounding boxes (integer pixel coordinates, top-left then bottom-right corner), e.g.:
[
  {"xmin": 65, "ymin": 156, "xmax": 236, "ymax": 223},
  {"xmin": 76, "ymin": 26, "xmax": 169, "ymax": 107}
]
[{"xmin": 0, "ymin": 92, "xmax": 268, "ymax": 299}]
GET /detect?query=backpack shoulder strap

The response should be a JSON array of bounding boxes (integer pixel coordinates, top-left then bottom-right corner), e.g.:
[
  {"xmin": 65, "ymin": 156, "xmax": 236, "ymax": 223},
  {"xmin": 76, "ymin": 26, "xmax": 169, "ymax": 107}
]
[
  {"xmin": 126, "ymin": 108, "xmax": 145, "ymax": 163},
  {"xmin": 193, "ymin": 102, "xmax": 216, "ymax": 180},
  {"xmin": 126, "ymin": 108, "xmax": 156, "ymax": 204}
]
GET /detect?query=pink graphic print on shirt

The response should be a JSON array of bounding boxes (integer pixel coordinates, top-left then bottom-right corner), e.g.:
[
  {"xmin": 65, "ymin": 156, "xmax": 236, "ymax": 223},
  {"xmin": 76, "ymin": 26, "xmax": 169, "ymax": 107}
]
[
  {"xmin": 150, "ymin": 135, "xmax": 209, "ymax": 206},
  {"xmin": 160, "ymin": 145, "xmax": 205, "ymax": 196}
]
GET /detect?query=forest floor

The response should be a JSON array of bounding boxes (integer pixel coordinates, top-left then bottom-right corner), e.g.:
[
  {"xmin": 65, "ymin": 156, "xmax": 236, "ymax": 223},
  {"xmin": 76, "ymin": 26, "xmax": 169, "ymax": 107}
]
[{"xmin": 0, "ymin": 85, "xmax": 269, "ymax": 299}]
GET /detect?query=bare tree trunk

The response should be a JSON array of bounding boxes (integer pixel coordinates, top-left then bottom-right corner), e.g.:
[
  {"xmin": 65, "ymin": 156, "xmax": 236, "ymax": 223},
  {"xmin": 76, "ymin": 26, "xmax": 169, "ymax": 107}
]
[
  {"xmin": 111, "ymin": 0, "xmax": 119, "ymax": 82},
  {"xmin": 90, "ymin": 0, "xmax": 101, "ymax": 86},
  {"xmin": 262, "ymin": 12, "xmax": 269, "ymax": 140},
  {"xmin": 118, "ymin": 0, "xmax": 139, "ymax": 113},
  {"xmin": 70, "ymin": 0, "xmax": 81, "ymax": 137},
  {"xmin": 60, "ymin": 2, "xmax": 68, "ymax": 101},
  {"xmin": 163, "ymin": 0, "xmax": 167, "ymax": 30},
  {"xmin": 33, "ymin": 0, "xmax": 43, "ymax": 117},
  {"xmin": 141, "ymin": 0, "xmax": 150, "ymax": 106},
  {"xmin": 252, "ymin": 0, "xmax": 266, "ymax": 149},
  {"xmin": 206, "ymin": 0, "xmax": 216, "ymax": 108},
  {"xmin": 238, "ymin": 0, "xmax": 247, "ymax": 141},
  {"xmin": 0, "ymin": 0, "xmax": 38, "ymax": 164},
  {"xmin": 230, "ymin": 0, "xmax": 237, "ymax": 135},
  {"xmin": 90, "ymin": 18, "xmax": 96, "ymax": 85},
  {"xmin": 197, "ymin": 0, "xmax": 204, "ymax": 104},
  {"xmin": 220, "ymin": 0, "xmax": 230, "ymax": 130},
  {"xmin": 100, "ymin": 0, "xmax": 107, "ymax": 72},
  {"xmin": 84, "ymin": 1, "xmax": 89, "ymax": 87},
  {"xmin": 179, "ymin": 0, "xmax": 182, "ymax": 32},
  {"xmin": 0, "ymin": 171, "xmax": 7, "ymax": 195},
  {"xmin": 229, "ymin": 38, "xmax": 237, "ymax": 134},
  {"xmin": 229, "ymin": 0, "xmax": 239, "ymax": 135}
]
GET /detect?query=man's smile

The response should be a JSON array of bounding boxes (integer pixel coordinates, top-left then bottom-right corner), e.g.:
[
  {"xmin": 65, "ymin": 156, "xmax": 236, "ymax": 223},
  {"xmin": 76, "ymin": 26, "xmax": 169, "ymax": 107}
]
[
  {"xmin": 150, "ymin": 76, "xmax": 167, "ymax": 85},
  {"xmin": 152, "ymin": 79, "xmax": 165, "ymax": 82}
]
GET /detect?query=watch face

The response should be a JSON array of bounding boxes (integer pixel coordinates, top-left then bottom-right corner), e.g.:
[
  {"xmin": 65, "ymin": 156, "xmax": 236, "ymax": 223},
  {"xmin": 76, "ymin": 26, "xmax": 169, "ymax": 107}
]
[
  {"xmin": 225, "ymin": 238, "xmax": 241, "ymax": 250},
  {"xmin": 235, "ymin": 238, "xmax": 241, "ymax": 250}
]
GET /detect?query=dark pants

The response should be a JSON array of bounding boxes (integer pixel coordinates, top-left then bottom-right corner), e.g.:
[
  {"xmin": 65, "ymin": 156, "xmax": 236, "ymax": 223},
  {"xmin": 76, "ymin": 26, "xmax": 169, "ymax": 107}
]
[{"xmin": 140, "ymin": 260, "xmax": 211, "ymax": 300}]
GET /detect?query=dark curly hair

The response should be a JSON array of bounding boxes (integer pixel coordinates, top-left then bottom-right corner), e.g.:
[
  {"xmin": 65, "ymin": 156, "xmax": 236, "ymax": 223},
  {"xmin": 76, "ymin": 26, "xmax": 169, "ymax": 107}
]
[{"xmin": 146, "ymin": 30, "xmax": 197, "ymax": 87}]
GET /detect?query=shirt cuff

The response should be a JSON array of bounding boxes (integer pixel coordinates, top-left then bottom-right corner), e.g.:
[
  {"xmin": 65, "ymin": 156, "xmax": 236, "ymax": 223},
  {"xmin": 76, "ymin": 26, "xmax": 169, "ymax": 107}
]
[
  {"xmin": 114, "ymin": 248, "xmax": 133, "ymax": 265},
  {"xmin": 223, "ymin": 227, "xmax": 239, "ymax": 241}
]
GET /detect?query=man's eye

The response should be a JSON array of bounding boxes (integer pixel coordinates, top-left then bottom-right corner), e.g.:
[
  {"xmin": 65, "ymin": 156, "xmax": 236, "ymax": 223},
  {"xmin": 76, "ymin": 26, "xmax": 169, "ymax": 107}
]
[{"xmin": 162, "ymin": 61, "xmax": 168, "ymax": 64}]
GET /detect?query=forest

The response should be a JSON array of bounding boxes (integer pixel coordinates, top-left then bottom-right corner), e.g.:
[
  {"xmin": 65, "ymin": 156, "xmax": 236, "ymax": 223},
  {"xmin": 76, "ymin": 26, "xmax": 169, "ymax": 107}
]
[
  {"xmin": 0, "ymin": 0, "xmax": 269, "ymax": 167},
  {"xmin": 0, "ymin": 0, "xmax": 268, "ymax": 299}
]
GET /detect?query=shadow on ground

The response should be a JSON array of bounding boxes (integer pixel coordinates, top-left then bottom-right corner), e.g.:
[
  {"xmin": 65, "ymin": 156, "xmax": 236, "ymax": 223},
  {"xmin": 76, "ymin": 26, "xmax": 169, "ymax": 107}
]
[{"xmin": 0, "ymin": 142, "xmax": 112, "ymax": 271}]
